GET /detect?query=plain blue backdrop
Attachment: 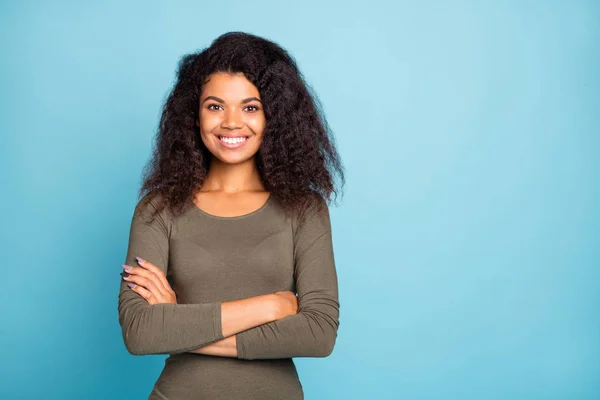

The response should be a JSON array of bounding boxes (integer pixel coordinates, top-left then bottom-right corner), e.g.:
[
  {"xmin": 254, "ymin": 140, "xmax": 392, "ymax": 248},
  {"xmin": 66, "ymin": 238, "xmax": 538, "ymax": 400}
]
[{"xmin": 1, "ymin": 1, "xmax": 598, "ymax": 399}]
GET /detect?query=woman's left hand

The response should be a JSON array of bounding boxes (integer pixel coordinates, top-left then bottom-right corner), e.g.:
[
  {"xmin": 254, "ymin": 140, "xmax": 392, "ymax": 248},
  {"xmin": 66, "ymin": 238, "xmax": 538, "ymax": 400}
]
[{"xmin": 121, "ymin": 257, "xmax": 177, "ymax": 305}]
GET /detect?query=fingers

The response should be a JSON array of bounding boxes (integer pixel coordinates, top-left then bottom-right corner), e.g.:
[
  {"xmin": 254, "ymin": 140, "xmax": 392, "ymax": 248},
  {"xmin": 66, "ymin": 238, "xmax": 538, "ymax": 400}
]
[
  {"xmin": 122, "ymin": 267, "xmax": 166, "ymax": 302},
  {"xmin": 122, "ymin": 272, "xmax": 173, "ymax": 305},
  {"xmin": 122, "ymin": 261, "xmax": 168, "ymax": 297},
  {"xmin": 121, "ymin": 257, "xmax": 177, "ymax": 305},
  {"xmin": 125, "ymin": 281, "xmax": 157, "ymax": 305},
  {"xmin": 135, "ymin": 257, "xmax": 172, "ymax": 293}
]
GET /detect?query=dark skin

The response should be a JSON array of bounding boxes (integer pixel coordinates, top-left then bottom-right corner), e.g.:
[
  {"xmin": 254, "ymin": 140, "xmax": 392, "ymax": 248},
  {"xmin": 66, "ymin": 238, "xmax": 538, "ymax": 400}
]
[{"xmin": 121, "ymin": 72, "xmax": 297, "ymax": 357}]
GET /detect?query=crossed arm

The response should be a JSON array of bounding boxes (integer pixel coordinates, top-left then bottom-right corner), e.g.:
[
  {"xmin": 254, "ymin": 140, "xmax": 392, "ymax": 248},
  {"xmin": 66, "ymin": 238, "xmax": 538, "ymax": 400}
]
[
  {"xmin": 117, "ymin": 196, "xmax": 339, "ymax": 360},
  {"xmin": 121, "ymin": 258, "xmax": 298, "ymax": 357}
]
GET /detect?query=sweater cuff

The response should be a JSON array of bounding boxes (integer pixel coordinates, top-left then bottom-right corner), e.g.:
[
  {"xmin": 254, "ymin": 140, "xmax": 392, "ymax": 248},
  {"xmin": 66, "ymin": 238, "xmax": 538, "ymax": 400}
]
[
  {"xmin": 236, "ymin": 330, "xmax": 248, "ymax": 359},
  {"xmin": 212, "ymin": 302, "xmax": 223, "ymax": 340}
]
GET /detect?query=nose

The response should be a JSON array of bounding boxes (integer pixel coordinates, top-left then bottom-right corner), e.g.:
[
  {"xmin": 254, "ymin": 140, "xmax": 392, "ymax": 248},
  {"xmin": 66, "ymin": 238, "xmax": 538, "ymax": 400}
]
[{"xmin": 221, "ymin": 108, "xmax": 243, "ymax": 129}]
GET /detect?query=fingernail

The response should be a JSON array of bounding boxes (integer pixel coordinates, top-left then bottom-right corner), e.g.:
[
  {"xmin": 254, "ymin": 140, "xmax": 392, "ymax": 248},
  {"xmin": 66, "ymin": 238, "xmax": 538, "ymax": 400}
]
[
  {"xmin": 120, "ymin": 272, "xmax": 130, "ymax": 278},
  {"xmin": 136, "ymin": 256, "xmax": 145, "ymax": 265},
  {"xmin": 122, "ymin": 264, "xmax": 132, "ymax": 271},
  {"xmin": 127, "ymin": 283, "xmax": 135, "ymax": 289}
]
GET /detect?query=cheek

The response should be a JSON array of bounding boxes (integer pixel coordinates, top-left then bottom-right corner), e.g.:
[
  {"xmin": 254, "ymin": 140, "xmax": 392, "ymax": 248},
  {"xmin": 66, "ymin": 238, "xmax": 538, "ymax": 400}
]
[
  {"xmin": 247, "ymin": 114, "xmax": 266, "ymax": 136},
  {"xmin": 199, "ymin": 112, "xmax": 219, "ymax": 133}
]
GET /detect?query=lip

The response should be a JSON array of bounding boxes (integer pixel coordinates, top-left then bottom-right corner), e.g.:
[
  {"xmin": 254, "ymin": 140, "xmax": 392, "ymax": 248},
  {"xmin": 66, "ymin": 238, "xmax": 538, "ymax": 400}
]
[{"xmin": 216, "ymin": 134, "xmax": 250, "ymax": 149}]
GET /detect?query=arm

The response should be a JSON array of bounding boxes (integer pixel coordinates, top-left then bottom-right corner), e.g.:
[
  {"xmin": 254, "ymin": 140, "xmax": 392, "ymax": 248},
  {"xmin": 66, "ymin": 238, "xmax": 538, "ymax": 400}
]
[
  {"xmin": 188, "ymin": 291, "xmax": 298, "ymax": 357},
  {"xmin": 189, "ymin": 334, "xmax": 238, "ymax": 357},
  {"xmin": 117, "ymin": 195, "xmax": 283, "ymax": 355},
  {"xmin": 234, "ymin": 197, "xmax": 340, "ymax": 360}
]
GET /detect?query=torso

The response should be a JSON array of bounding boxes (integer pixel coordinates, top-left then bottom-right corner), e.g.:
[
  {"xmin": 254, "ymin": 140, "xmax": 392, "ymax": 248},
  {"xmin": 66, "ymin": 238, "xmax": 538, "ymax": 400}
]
[{"xmin": 150, "ymin": 194, "xmax": 304, "ymax": 399}]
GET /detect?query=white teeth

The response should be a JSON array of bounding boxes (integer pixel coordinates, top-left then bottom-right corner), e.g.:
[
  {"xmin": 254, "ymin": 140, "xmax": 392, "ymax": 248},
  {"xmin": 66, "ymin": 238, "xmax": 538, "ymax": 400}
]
[{"xmin": 220, "ymin": 136, "xmax": 247, "ymax": 144}]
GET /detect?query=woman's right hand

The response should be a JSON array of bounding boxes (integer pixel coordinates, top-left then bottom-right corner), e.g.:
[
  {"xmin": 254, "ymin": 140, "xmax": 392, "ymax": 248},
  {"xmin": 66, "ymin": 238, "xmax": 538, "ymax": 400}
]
[{"xmin": 272, "ymin": 291, "xmax": 298, "ymax": 320}]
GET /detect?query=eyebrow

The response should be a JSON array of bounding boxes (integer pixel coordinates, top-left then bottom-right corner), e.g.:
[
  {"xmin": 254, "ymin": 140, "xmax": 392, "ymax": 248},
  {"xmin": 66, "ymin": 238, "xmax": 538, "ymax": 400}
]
[{"xmin": 201, "ymin": 96, "xmax": 262, "ymax": 105}]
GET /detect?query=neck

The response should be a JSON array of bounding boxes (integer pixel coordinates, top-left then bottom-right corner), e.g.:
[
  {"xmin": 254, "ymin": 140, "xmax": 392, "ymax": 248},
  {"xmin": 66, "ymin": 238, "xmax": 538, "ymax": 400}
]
[{"xmin": 201, "ymin": 157, "xmax": 265, "ymax": 193}]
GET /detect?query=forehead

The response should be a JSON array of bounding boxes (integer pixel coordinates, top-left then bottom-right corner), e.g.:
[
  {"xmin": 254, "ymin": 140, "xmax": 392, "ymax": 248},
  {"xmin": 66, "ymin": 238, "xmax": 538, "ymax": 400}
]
[{"xmin": 201, "ymin": 72, "xmax": 260, "ymax": 98}]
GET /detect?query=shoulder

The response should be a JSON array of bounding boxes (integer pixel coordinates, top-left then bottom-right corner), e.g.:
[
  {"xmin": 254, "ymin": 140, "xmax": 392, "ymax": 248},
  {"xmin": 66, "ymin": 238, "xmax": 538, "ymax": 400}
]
[
  {"xmin": 134, "ymin": 192, "xmax": 161, "ymax": 215},
  {"xmin": 304, "ymin": 191, "xmax": 329, "ymax": 217},
  {"xmin": 132, "ymin": 191, "xmax": 173, "ymax": 227},
  {"xmin": 293, "ymin": 192, "xmax": 331, "ymax": 234}
]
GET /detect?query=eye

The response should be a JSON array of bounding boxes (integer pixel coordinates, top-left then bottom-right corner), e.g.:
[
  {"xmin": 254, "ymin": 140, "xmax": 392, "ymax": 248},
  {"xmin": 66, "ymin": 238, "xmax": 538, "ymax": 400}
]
[
  {"xmin": 207, "ymin": 103, "xmax": 223, "ymax": 111},
  {"xmin": 245, "ymin": 105, "xmax": 260, "ymax": 112}
]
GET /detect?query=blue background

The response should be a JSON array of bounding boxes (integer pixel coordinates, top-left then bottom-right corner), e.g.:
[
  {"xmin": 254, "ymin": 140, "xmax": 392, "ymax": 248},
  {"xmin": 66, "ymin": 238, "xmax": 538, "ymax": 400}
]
[{"xmin": 1, "ymin": 1, "xmax": 598, "ymax": 399}]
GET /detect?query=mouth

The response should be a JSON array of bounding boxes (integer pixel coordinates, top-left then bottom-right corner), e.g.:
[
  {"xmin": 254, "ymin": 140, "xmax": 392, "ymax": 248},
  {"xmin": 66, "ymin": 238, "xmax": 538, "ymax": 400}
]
[{"xmin": 217, "ymin": 135, "xmax": 250, "ymax": 149}]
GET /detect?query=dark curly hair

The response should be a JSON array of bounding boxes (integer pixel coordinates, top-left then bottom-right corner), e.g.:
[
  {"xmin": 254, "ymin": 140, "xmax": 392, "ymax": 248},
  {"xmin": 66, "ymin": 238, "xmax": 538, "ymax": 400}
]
[{"xmin": 138, "ymin": 31, "xmax": 345, "ymax": 219}]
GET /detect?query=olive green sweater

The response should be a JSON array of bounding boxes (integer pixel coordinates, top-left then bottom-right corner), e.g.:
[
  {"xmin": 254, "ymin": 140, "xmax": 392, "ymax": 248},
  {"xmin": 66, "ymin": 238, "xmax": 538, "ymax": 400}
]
[{"xmin": 117, "ymin": 193, "xmax": 340, "ymax": 399}]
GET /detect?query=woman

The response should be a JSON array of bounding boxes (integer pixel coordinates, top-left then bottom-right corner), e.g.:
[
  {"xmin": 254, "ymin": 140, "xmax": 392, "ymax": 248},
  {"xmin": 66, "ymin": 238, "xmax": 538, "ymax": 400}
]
[{"xmin": 117, "ymin": 31, "xmax": 345, "ymax": 400}]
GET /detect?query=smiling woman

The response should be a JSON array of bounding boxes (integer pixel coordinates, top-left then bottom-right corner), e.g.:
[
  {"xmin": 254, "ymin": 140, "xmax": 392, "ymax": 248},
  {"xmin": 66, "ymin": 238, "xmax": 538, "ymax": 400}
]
[
  {"xmin": 196, "ymin": 74, "xmax": 266, "ymax": 161},
  {"xmin": 117, "ymin": 31, "xmax": 345, "ymax": 400}
]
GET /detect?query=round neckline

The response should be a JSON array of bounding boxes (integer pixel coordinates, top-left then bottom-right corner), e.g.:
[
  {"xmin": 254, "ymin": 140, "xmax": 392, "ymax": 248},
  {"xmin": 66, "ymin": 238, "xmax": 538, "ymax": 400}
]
[{"xmin": 190, "ymin": 193, "xmax": 273, "ymax": 220}]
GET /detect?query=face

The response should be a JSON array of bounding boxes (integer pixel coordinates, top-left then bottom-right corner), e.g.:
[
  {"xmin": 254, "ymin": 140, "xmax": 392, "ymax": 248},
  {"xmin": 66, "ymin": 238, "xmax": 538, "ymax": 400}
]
[{"xmin": 196, "ymin": 72, "xmax": 266, "ymax": 165}]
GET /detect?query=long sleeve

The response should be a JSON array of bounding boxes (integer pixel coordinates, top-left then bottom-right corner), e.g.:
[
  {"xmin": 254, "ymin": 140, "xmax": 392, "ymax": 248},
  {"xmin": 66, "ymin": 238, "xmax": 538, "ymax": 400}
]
[
  {"xmin": 117, "ymin": 195, "xmax": 224, "ymax": 355},
  {"xmin": 235, "ymin": 197, "xmax": 340, "ymax": 360}
]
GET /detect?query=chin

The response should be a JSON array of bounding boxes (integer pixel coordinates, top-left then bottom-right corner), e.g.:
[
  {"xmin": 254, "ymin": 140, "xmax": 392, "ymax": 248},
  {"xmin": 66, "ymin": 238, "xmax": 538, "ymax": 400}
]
[{"xmin": 213, "ymin": 151, "xmax": 257, "ymax": 165}]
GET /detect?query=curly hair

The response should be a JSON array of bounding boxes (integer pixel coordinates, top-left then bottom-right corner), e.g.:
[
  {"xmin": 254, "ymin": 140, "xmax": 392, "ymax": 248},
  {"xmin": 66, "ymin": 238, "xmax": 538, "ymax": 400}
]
[{"xmin": 138, "ymin": 31, "xmax": 345, "ymax": 219}]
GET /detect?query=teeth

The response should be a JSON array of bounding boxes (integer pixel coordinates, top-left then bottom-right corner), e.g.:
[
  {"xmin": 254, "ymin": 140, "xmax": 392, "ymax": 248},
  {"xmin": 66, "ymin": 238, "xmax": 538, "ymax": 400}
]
[{"xmin": 220, "ymin": 136, "xmax": 247, "ymax": 144}]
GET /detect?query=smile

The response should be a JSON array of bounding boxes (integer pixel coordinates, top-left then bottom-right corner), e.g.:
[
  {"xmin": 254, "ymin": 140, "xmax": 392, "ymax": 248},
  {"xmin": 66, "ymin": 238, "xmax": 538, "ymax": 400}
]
[{"xmin": 218, "ymin": 135, "xmax": 250, "ymax": 149}]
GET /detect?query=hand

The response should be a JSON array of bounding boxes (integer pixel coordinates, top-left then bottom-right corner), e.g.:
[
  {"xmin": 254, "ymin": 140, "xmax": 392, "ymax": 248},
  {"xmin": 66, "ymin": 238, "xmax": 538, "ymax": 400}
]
[
  {"xmin": 121, "ymin": 256, "xmax": 177, "ymax": 305},
  {"xmin": 272, "ymin": 291, "xmax": 298, "ymax": 319}
]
